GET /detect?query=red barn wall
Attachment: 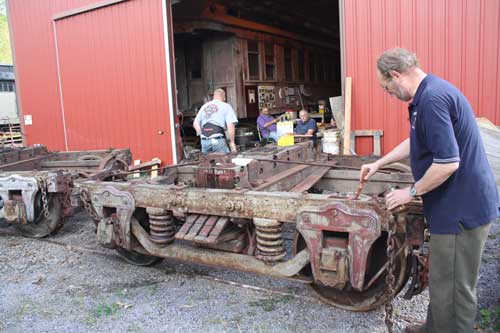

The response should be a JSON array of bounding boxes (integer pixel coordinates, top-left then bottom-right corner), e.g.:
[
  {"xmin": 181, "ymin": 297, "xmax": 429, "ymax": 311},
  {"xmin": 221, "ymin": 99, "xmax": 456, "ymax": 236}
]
[
  {"xmin": 343, "ymin": 0, "xmax": 500, "ymax": 154},
  {"xmin": 8, "ymin": 0, "xmax": 178, "ymax": 164}
]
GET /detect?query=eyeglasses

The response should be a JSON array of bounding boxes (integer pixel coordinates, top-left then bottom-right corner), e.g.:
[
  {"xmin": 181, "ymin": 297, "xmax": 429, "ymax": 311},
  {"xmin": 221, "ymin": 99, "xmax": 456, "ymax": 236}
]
[{"xmin": 381, "ymin": 77, "xmax": 393, "ymax": 93}]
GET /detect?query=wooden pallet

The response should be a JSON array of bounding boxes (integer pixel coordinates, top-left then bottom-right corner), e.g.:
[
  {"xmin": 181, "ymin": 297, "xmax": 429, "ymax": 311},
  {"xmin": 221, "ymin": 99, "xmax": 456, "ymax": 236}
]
[
  {"xmin": 0, "ymin": 120, "xmax": 22, "ymax": 147},
  {"xmin": 0, "ymin": 129, "xmax": 23, "ymax": 147}
]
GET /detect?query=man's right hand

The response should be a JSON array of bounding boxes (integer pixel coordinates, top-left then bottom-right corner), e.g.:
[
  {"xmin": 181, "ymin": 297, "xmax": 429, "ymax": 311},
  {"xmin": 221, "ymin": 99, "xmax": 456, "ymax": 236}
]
[
  {"xmin": 229, "ymin": 142, "xmax": 238, "ymax": 153},
  {"xmin": 360, "ymin": 161, "xmax": 381, "ymax": 181}
]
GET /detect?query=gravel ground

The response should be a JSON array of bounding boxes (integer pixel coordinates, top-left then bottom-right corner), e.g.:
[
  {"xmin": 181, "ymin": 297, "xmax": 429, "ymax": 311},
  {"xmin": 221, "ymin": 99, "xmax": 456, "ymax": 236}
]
[{"xmin": 0, "ymin": 213, "xmax": 498, "ymax": 333}]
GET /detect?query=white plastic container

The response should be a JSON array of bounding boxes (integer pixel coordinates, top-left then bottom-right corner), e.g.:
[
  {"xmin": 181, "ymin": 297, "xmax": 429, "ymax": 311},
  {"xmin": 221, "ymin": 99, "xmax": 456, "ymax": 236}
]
[{"xmin": 322, "ymin": 130, "xmax": 341, "ymax": 154}]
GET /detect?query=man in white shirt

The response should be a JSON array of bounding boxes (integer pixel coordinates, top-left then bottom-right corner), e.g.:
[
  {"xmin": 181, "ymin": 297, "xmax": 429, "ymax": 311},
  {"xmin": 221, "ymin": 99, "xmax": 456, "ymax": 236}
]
[{"xmin": 193, "ymin": 88, "xmax": 238, "ymax": 154}]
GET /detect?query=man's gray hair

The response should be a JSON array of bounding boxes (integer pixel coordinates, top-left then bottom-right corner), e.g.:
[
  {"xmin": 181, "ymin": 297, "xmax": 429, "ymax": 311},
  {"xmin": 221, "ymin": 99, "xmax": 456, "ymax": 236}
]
[
  {"xmin": 214, "ymin": 88, "xmax": 226, "ymax": 98},
  {"xmin": 377, "ymin": 48, "xmax": 420, "ymax": 79}
]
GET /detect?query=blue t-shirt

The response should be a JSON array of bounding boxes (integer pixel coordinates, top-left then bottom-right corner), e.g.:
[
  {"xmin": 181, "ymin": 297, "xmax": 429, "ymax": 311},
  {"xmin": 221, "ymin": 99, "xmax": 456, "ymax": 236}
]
[
  {"xmin": 409, "ymin": 74, "xmax": 499, "ymax": 234},
  {"xmin": 295, "ymin": 118, "xmax": 318, "ymax": 140}
]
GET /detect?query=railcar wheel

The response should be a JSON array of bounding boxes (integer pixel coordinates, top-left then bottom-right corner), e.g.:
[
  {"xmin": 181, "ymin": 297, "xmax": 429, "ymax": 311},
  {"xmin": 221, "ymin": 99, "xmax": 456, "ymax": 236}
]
[
  {"xmin": 294, "ymin": 231, "xmax": 410, "ymax": 311},
  {"xmin": 99, "ymin": 155, "xmax": 129, "ymax": 171},
  {"xmin": 115, "ymin": 247, "xmax": 162, "ymax": 266},
  {"xmin": 14, "ymin": 193, "xmax": 64, "ymax": 238},
  {"xmin": 115, "ymin": 215, "xmax": 163, "ymax": 266}
]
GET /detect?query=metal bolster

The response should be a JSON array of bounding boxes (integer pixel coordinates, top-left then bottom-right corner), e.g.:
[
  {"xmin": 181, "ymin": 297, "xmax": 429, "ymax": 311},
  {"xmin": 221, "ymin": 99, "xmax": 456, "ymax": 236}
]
[
  {"xmin": 77, "ymin": 181, "xmax": 390, "ymax": 223},
  {"xmin": 130, "ymin": 218, "xmax": 310, "ymax": 278}
]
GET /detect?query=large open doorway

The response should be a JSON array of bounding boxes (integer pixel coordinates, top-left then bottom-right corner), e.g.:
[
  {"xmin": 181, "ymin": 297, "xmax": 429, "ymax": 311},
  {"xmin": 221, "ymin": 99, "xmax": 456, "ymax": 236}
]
[{"xmin": 171, "ymin": 0, "xmax": 342, "ymax": 152}]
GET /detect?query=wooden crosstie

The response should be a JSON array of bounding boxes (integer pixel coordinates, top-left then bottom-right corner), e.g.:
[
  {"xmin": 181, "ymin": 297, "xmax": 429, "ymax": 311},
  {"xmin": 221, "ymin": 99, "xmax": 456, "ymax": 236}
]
[{"xmin": 176, "ymin": 214, "xmax": 230, "ymax": 244}]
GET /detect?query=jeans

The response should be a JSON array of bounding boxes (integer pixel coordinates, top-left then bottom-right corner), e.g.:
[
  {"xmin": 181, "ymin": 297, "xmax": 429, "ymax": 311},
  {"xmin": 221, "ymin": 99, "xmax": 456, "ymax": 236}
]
[
  {"xmin": 264, "ymin": 131, "xmax": 278, "ymax": 142},
  {"xmin": 200, "ymin": 137, "xmax": 230, "ymax": 154}
]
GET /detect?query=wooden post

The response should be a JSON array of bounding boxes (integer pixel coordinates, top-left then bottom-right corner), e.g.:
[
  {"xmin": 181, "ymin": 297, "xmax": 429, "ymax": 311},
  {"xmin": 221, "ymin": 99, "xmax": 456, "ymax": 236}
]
[
  {"xmin": 349, "ymin": 130, "xmax": 383, "ymax": 155},
  {"xmin": 133, "ymin": 160, "xmax": 141, "ymax": 178},
  {"xmin": 151, "ymin": 158, "xmax": 161, "ymax": 178},
  {"xmin": 343, "ymin": 77, "xmax": 352, "ymax": 155}
]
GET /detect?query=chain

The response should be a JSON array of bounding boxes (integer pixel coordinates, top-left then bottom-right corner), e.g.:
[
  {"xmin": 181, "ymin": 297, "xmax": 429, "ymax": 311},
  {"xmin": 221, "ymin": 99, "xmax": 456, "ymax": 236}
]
[
  {"xmin": 36, "ymin": 176, "xmax": 51, "ymax": 219},
  {"xmin": 79, "ymin": 188, "xmax": 100, "ymax": 221},
  {"xmin": 384, "ymin": 214, "xmax": 397, "ymax": 333}
]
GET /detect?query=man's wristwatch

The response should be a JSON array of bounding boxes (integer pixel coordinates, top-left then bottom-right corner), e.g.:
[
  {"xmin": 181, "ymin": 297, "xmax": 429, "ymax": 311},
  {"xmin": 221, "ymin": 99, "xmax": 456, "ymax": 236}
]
[{"xmin": 409, "ymin": 184, "xmax": 418, "ymax": 197}]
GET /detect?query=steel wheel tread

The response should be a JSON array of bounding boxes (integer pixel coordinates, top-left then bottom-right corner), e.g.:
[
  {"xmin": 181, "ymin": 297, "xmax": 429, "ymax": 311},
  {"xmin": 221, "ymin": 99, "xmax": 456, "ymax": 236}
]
[
  {"xmin": 114, "ymin": 215, "xmax": 163, "ymax": 267},
  {"xmin": 115, "ymin": 247, "xmax": 163, "ymax": 266},
  {"xmin": 293, "ymin": 232, "xmax": 410, "ymax": 312},
  {"xmin": 13, "ymin": 193, "xmax": 65, "ymax": 238}
]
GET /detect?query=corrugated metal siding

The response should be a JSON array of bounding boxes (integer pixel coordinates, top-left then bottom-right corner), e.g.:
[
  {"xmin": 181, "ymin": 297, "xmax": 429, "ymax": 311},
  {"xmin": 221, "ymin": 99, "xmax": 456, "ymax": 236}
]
[
  {"xmin": 55, "ymin": 0, "xmax": 174, "ymax": 163},
  {"xmin": 7, "ymin": 0, "xmax": 96, "ymax": 148},
  {"xmin": 343, "ymin": 0, "xmax": 500, "ymax": 155},
  {"xmin": 8, "ymin": 0, "xmax": 175, "ymax": 164}
]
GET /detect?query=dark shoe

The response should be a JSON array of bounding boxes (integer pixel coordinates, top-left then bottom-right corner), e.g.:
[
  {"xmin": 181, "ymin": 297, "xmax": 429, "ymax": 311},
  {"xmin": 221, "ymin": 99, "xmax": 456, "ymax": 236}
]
[{"xmin": 403, "ymin": 323, "xmax": 427, "ymax": 333}]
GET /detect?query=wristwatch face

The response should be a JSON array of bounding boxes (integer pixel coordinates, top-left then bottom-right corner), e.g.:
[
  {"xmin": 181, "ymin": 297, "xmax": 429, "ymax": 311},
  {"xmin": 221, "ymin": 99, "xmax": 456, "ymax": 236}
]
[{"xmin": 410, "ymin": 185, "xmax": 417, "ymax": 197}]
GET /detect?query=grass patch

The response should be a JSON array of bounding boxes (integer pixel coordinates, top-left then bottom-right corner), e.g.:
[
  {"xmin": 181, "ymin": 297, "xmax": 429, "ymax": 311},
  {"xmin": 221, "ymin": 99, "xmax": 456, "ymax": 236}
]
[
  {"xmin": 117, "ymin": 289, "xmax": 128, "ymax": 296},
  {"xmin": 94, "ymin": 302, "xmax": 121, "ymax": 317},
  {"xmin": 11, "ymin": 298, "xmax": 59, "ymax": 321},
  {"xmin": 12, "ymin": 298, "xmax": 35, "ymax": 319},
  {"xmin": 487, "ymin": 233, "xmax": 498, "ymax": 240},
  {"xmin": 478, "ymin": 306, "xmax": 500, "ymax": 332},
  {"xmin": 248, "ymin": 295, "xmax": 294, "ymax": 312},
  {"xmin": 126, "ymin": 323, "xmax": 143, "ymax": 332},
  {"xmin": 148, "ymin": 284, "xmax": 160, "ymax": 294},
  {"xmin": 207, "ymin": 317, "xmax": 227, "ymax": 325}
]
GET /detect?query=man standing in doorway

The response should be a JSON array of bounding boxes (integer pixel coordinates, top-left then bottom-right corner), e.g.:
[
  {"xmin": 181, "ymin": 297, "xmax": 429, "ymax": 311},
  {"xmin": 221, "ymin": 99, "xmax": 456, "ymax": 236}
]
[
  {"xmin": 361, "ymin": 48, "xmax": 498, "ymax": 333},
  {"xmin": 193, "ymin": 88, "xmax": 238, "ymax": 154}
]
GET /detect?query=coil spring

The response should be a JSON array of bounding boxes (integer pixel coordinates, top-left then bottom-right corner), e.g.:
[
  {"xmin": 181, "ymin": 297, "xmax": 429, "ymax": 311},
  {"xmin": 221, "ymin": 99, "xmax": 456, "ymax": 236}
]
[
  {"xmin": 254, "ymin": 218, "xmax": 286, "ymax": 262},
  {"xmin": 146, "ymin": 208, "xmax": 175, "ymax": 245}
]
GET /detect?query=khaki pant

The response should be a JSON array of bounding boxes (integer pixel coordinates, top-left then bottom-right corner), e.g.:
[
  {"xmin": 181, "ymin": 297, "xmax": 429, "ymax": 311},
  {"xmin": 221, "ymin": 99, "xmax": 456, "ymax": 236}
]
[{"xmin": 425, "ymin": 221, "xmax": 492, "ymax": 333}]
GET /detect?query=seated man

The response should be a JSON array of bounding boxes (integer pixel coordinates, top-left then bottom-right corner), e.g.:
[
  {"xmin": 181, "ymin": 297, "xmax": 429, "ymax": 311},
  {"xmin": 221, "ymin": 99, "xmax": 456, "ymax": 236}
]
[
  {"xmin": 295, "ymin": 109, "xmax": 318, "ymax": 141},
  {"xmin": 256, "ymin": 107, "xmax": 278, "ymax": 142}
]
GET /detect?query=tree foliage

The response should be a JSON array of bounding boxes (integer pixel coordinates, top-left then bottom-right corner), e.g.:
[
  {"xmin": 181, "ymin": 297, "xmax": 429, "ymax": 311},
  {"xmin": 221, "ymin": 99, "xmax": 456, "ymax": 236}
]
[
  {"xmin": 0, "ymin": 14, "xmax": 12, "ymax": 64},
  {"xmin": 0, "ymin": 0, "xmax": 12, "ymax": 64}
]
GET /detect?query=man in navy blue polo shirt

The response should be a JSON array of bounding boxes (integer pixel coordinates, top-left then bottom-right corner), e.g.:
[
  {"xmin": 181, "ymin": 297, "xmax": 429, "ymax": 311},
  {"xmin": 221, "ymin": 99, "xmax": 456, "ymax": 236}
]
[
  {"xmin": 361, "ymin": 48, "xmax": 498, "ymax": 333},
  {"xmin": 295, "ymin": 110, "xmax": 318, "ymax": 140}
]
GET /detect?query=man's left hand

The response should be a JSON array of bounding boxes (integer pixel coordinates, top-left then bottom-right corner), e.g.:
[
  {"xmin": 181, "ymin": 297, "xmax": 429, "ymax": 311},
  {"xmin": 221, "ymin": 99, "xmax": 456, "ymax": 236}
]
[
  {"xmin": 385, "ymin": 187, "xmax": 413, "ymax": 210},
  {"xmin": 229, "ymin": 142, "xmax": 238, "ymax": 153}
]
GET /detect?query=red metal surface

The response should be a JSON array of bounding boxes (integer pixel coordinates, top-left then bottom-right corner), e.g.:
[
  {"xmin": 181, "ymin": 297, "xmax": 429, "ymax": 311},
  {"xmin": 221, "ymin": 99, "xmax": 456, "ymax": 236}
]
[
  {"xmin": 8, "ymin": 0, "xmax": 177, "ymax": 164},
  {"xmin": 7, "ymin": 0, "xmax": 95, "ymax": 149},
  {"xmin": 297, "ymin": 202, "xmax": 381, "ymax": 290},
  {"xmin": 343, "ymin": 0, "xmax": 500, "ymax": 155}
]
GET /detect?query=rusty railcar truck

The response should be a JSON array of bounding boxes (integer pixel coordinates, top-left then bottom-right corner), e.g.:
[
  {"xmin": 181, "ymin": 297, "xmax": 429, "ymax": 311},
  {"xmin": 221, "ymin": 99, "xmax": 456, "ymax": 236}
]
[
  {"xmin": 0, "ymin": 146, "xmax": 131, "ymax": 237},
  {"xmin": 77, "ymin": 142, "xmax": 429, "ymax": 312}
]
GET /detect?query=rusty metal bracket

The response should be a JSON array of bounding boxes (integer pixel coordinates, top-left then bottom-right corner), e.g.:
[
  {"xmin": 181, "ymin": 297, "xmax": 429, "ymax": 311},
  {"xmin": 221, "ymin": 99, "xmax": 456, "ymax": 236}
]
[
  {"xmin": 297, "ymin": 202, "xmax": 381, "ymax": 291},
  {"xmin": 45, "ymin": 171, "xmax": 72, "ymax": 193},
  {"xmin": 3, "ymin": 200, "xmax": 28, "ymax": 224},
  {"xmin": 0, "ymin": 174, "xmax": 39, "ymax": 222},
  {"xmin": 90, "ymin": 186, "xmax": 135, "ymax": 250}
]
